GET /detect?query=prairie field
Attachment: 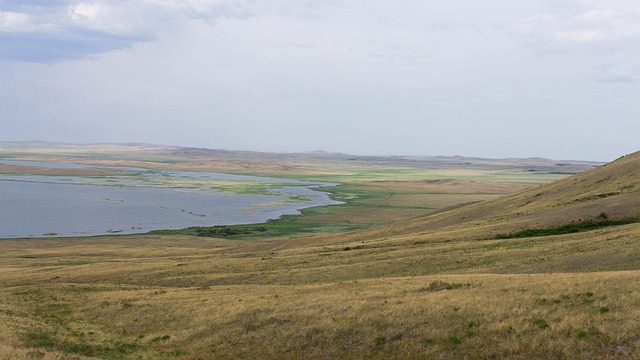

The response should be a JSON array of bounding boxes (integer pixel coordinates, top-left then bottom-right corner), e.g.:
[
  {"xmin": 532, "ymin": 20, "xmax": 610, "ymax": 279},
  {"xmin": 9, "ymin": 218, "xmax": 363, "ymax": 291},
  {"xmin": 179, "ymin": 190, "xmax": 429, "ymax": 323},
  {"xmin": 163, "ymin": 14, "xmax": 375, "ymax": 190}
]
[
  {"xmin": 1, "ymin": 143, "xmax": 639, "ymax": 359},
  {"xmin": 0, "ymin": 234, "xmax": 639, "ymax": 359}
]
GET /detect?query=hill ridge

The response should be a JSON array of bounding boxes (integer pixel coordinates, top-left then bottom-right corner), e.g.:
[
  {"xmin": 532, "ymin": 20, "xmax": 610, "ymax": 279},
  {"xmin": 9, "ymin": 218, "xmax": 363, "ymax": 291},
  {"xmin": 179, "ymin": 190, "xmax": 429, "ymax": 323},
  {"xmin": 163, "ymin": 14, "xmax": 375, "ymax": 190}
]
[{"xmin": 338, "ymin": 150, "xmax": 640, "ymax": 243}]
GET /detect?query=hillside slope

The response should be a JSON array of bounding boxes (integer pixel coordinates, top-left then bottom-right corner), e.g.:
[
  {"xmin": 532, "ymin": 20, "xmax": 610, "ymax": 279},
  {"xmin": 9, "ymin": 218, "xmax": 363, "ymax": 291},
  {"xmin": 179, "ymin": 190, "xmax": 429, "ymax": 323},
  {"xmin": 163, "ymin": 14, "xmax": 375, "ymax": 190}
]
[
  {"xmin": 251, "ymin": 150, "xmax": 640, "ymax": 275},
  {"xmin": 346, "ymin": 151, "xmax": 640, "ymax": 242}
]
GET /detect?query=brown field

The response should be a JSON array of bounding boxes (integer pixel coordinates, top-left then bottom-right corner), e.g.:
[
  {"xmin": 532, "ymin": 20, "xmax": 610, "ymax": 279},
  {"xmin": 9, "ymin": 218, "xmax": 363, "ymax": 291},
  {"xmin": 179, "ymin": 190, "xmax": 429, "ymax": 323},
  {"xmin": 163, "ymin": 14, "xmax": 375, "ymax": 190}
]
[
  {"xmin": 1, "ymin": 143, "xmax": 638, "ymax": 359},
  {"xmin": 0, "ymin": 164, "xmax": 121, "ymax": 176},
  {"xmin": 1, "ymin": 232, "xmax": 639, "ymax": 359}
]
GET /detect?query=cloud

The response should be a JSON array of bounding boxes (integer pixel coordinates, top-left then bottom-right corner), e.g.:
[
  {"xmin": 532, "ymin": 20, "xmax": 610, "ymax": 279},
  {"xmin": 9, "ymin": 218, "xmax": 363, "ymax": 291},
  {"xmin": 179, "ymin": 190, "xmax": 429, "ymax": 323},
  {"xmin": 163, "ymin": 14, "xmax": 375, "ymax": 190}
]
[
  {"xmin": 0, "ymin": 0, "xmax": 259, "ymax": 62},
  {"xmin": 509, "ymin": 3, "xmax": 640, "ymax": 86},
  {"xmin": 0, "ymin": 30, "xmax": 146, "ymax": 62},
  {"xmin": 592, "ymin": 61, "xmax": 640, "ymax": 83},
  {"xmin": 145, "ymin": 0, "xmax": 257, "ymax": 19},
  {"xmin": 554, "ymin": 29, "xmax": 605, "ymax": 43},
  {"xmin": 0, "ymin": 1, "xmax": 458, "ymax": 64},
  {"xmin": 595, "ymin": 73, "xmax": 637, "ymax": 83},
  {"xmin": 0, "ymin": 11, "xmax": 32, "ymax": 30},
  {"xmin": 515, "ymin": 4, "xmax": 640, "ymax": 48}
]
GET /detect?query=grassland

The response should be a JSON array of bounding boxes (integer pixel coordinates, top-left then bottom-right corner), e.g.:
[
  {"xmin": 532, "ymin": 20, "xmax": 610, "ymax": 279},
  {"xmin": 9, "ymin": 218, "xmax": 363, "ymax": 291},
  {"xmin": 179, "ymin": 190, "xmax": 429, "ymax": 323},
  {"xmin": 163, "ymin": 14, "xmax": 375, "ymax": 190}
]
[
  {"xmin": 1, "ymin": 232, "xmax": 639, "ymax": 359},
  {"xmin": 2, "ymin": 142, "xmax": 639, "ymax": 359}
]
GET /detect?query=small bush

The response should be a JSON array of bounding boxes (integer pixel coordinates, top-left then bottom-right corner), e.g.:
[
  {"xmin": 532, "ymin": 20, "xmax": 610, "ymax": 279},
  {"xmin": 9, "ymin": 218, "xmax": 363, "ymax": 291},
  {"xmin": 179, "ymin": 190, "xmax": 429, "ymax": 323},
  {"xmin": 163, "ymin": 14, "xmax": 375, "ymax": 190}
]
[
  {"xmin": 22, "ymin": 330, "xmax": 57, "ymax": 348},
  {"xmin": 171, "ymin": 348, "xmax": 188, "ymax": 356},
  {"xmin": 534, "ymin": 319, "xmax": 549, "ymax": 329},
  {"xmin": 373, "ymin": 336, "xmax": 386, "ymax": 345},
  {"xmin": 114, "ymin": 340, "xmax": 138, "ymax": 354},
  {"xmin": 421, "ymin": 338, "xmax": 434, "ymax": 345},
  {"xmin": 577, "ymin": 292, "xmax": 595, "ymax": 304},
  {"xmin": 151, "ymin": 335, "xmax": 171, "ymax": 343},
  {"xmin": 599, "ymin": 306, "xmax": 610, "ymax": 314}
]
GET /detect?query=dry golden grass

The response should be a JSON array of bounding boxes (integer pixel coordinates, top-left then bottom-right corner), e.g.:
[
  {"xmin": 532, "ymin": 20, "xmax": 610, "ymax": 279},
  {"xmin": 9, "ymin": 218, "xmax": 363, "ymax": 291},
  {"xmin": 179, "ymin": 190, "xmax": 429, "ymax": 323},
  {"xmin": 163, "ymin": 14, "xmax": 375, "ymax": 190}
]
[
  {"xmin": 1, "ymin": 220, "xmax": 639, "ymax": 359},
  {"xmin": 1, "ymin": 249, "xmax": 638, "ymax": 359}
]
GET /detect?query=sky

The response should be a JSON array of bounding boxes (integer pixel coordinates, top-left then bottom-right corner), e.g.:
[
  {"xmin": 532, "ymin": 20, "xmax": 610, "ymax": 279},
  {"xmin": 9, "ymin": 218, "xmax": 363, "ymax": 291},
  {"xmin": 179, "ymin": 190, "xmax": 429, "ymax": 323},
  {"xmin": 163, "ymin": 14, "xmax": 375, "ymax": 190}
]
[{"xmin": 1, "ymin": 1, "xmax": 639, "ymax": 161}]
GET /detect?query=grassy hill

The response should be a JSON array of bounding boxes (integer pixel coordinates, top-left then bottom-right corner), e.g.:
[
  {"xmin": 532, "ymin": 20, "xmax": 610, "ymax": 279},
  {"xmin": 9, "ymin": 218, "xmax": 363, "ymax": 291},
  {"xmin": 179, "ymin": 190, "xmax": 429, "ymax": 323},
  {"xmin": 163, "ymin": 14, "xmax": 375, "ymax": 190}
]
[
  {"xmin": 0, "ymin": 147, "xmax": 639, "ymax": 359},
  {"xmin": 334, "ymin": 150, "xmax": 640, "ymax": 242}
]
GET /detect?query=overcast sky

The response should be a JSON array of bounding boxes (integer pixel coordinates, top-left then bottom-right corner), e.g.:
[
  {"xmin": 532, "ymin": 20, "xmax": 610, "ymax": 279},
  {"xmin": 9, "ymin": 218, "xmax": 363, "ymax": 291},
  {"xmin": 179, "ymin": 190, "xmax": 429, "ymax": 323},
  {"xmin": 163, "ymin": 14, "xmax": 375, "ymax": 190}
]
[{"xmin": 1, "ymin": 1, "xmax": 639, "ymax": 161}]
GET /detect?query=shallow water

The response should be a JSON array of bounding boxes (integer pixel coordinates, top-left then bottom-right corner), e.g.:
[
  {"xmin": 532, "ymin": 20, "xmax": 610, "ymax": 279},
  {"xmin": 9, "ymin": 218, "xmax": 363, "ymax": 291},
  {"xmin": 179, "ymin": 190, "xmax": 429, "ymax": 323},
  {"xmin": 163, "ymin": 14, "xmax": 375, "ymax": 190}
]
[{"xmin": 0, "ymin": 161, "xmax": 341, "ymax": 238}]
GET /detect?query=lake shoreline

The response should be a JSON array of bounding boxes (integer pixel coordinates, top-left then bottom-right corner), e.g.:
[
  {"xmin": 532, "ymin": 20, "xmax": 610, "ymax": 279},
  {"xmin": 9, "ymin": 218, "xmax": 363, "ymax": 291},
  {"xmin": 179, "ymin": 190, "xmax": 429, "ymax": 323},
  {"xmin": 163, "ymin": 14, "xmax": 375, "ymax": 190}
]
[{"xmin": 0, "ymin": 160, "xmax": 343, "ymax": 239}]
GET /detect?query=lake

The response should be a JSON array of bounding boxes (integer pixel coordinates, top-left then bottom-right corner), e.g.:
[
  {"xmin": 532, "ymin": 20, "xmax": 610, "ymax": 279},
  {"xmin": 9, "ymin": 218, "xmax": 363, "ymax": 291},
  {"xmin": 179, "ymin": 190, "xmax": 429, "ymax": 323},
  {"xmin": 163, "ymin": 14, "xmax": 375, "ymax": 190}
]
[{"xmin": 0, "ymin": 161, "xmax": 342, "ymax": 238}]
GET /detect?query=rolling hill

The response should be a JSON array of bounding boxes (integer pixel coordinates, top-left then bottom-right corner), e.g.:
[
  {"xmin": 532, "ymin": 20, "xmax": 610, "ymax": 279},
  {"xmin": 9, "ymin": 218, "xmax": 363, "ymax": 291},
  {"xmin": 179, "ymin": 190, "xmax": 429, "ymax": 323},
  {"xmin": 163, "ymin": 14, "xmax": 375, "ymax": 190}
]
[{"xmin": 337, "ymin": 150, "xmax": 640, "ymax": 243}]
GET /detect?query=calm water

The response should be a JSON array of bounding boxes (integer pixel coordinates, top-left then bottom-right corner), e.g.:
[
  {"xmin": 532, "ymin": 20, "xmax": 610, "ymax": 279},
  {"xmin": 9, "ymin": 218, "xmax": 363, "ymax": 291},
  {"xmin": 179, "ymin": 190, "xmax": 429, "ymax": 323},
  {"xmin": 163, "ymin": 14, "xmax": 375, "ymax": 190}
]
[{"xmin": 0, "ymin": 161, "xmax": 341, "ymax": 238}]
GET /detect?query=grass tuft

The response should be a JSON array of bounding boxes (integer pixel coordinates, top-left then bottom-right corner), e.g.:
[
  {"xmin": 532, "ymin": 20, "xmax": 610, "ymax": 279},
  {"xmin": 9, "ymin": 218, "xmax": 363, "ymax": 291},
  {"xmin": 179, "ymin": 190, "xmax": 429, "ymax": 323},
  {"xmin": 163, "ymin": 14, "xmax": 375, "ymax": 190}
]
[
  {"xmin": 576, "ymin": 329, "xmax": 588, "ymax": 339},
  {"xmin": 533, "ymin": 319, "xmax": 549, "ymax": 329},
  {"xmin": 373, "ymin": 336, "xmax": 386, "ymax": 345}
]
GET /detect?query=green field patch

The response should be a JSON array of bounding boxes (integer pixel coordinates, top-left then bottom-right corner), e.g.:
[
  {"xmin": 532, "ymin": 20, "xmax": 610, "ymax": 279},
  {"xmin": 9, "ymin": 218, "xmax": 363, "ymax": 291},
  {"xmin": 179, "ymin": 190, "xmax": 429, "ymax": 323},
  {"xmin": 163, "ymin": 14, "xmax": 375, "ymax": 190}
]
[
  {"xmin": 188, "ymin": 225, "xmax": 269, "ymax": 238},
  {"xmin": 150, "ymin": 209, "xmax": 367, "ymax": 239}
]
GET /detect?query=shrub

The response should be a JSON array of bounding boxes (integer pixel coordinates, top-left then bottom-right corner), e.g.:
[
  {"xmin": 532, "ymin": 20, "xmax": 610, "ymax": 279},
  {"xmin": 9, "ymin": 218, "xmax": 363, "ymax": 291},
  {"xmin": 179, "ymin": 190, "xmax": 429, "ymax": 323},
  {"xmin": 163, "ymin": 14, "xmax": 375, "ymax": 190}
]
[
  {"xmin": 576, "ymin": 329, "xmax": 588, "ymax": 339},
  {"xmin": 534, "ymin": 319, "xmax": 549, "ymax": 329},
  {"xmin": 22, "ymin": 330, "xmax": 56, "ymax": 348},
  {"xmin": 373, "ymin": 336, "xmax": 386, "ymax": 345}
]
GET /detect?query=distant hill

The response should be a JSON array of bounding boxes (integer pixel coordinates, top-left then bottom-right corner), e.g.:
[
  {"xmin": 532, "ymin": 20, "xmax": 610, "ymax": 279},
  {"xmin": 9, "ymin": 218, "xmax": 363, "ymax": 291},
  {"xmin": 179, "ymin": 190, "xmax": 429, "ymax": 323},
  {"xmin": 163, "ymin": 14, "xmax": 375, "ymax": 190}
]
[{"xmin": 0, "ymin": 140, "xmax": 601, "ymax": 174}]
